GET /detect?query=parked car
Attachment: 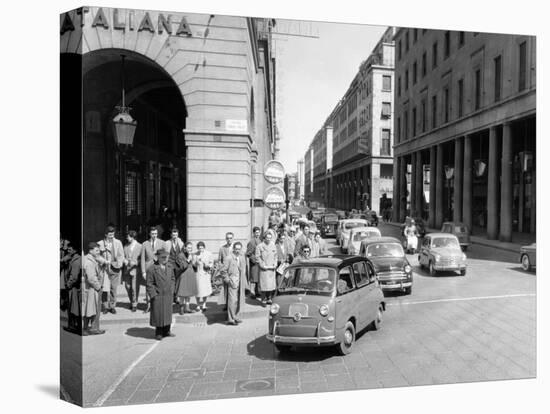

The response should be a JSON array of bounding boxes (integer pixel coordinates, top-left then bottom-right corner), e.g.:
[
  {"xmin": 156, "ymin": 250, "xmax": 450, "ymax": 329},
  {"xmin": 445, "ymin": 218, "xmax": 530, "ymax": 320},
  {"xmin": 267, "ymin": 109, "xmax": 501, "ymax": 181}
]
[
  {"xmin": 441, "ymin": 222, "xmax": 470, "ymax": 251},
  {"xmin": 346, "ymin": 227, "xmax": 382, "ymax": 255},
  {"xmin": 337, "ymin": 219, "xmax": 369, "ymax": 252},
  {"xmin": 519, "ymin": 243, "xmax": 536, "ymax": 272},
  {"xmin": 418, "ymin": 233, "xmax": 467, "ymax": 276},
  {"xmin": 267, "ymin": 255, "xmax": 385, "ymax": 355},
  {"xmin": 359, "ymin": 236, "xmax": 413, "ymax": 295},
  {"xmin": 320, "ymin": 213, "xmax": 339, "ymax": 238}
]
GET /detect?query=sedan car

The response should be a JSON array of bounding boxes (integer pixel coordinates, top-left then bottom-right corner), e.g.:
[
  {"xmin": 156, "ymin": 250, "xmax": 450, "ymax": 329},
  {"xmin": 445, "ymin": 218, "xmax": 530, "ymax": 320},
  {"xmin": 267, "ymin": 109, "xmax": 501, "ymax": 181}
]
[
  {"xmin": 337, "ymin": 219, "xmax": 369, "ymax": 253},
  {"xmin": 320, "ymin": 213, "xmax": 339, "ymax": 238},
  {"xmin": 346, "ymin": 227, "xmax": 382, "ymax": 256},
  {"xmin": 418, "ymin": 233, "xmax": 467, "ymax": 276},
  {"xmin": 441, "ymin": 222, "xmax": 470, "ymax": 251},
  {"xmin": 359, "ymin": 237, "xmax": 413, "ymax": 295},
  {"xmin": 519, "ymin": 243, "xmax": 536, "ymax": 272},
  {"xmin": 267, "ymin": 255, "xmax": 385, "ymax": 355}
]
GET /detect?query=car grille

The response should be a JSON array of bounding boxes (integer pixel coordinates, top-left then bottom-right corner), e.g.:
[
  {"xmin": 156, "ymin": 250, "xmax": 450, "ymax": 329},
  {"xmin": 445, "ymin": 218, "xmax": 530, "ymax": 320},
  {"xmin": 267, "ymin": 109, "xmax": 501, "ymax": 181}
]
[
  {"xmin": 438, "ymin": 257, "xmax": 458, "ymax": 266},
  {"xmin": 377, "ymin": 271, "xmax": 406, "ymax": 280}
]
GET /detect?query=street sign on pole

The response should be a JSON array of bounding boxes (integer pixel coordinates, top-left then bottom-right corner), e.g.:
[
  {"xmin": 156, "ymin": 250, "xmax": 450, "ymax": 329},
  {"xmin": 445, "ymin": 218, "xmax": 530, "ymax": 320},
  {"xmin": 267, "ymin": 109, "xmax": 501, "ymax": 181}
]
[
  {"xmin": 264, "ymin": 185, "xmax": 286, "ymax": 210},
  {"xmin": 263, "ymin": 160, "xmax": 285, "ymax": 184}
]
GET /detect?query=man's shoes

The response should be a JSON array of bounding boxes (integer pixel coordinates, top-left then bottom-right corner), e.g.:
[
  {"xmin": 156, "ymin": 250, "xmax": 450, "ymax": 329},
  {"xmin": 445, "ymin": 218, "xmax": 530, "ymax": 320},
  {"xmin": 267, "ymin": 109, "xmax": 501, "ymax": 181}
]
[
  {"xmin": 131, "ymin": 306, "xmax": 137, "ymax": 313},
  {"xmin": 179, "ymin": 307, "xmax": 184, "ymax": 316},
  {"xmin": 164, "ymin": 332, "xmax": 175, "ymax": 338},
  {"xmin": 110, "ymin": 308, "xmax": 117, "ymax": 314},
  {"xmin": 235, "ymin": 319, "xmax": 243, "ymax": 324},
  {"xmin": 88, "ymin": 329, "xmax": 106, "ymax": 335},
  {"xmin": 226, "ymin": 321, "xmax": 238, "ymax": 326},
  {"xmin": 155, "ymin": 335, "xmax": 163, "ymax": 341}
]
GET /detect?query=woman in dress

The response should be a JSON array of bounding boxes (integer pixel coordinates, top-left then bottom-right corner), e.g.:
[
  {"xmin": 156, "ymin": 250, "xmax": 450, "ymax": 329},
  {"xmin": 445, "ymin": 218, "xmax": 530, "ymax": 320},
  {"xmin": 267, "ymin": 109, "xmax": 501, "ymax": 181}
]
[
  {"xmin": 175, "ymin": 242, "xmax": 198, "ymax": 314},
  {"xmin": 194, "ymin": 241, "xmax": 213, "ymax": 311}
]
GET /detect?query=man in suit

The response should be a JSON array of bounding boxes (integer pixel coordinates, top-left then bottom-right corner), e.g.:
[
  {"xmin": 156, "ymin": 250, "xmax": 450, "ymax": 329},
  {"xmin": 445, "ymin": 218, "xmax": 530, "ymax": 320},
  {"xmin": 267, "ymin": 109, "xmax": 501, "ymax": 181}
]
[
  {"xmin": 98, "ymin": 225, "xmax": 124, "ymax": 315},
  {"xmin": 246, "ymin": 227, "xmax": 262, "ymax": 299},
  {"xmin": 294, "ymin": 223, "xmax": 312, "ymax": 257},
  {"xmin": 123, "ymin": 230, "xmax": 142, "ymax": 312},
  {"xmin": 141, "ymin": 226, "xmax": 161, "ymax": 313},
  {"xmin": 217, "ymin": 232, "xmax": 234, "ymax": 310},
  {"xmin": 82, "ymin": 242, "xmax": 106, "ymax": 335},
  {"xmin": 146, "ymin": 247, "xmax": 175, "ymax": 340},
  {"xmin": 220, "ymin": 242, "xmax": 247, "ymax": 325}
]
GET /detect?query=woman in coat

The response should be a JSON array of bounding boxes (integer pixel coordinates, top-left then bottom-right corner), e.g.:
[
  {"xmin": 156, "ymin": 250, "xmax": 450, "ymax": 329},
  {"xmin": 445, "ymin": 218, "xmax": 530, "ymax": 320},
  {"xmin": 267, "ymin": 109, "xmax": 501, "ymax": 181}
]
[
  {"xmin": 175, "ymin": 242, "xmax": 198, "ymax": 314},
  {"xmin": 255, "ymin": 231, "xmax": 278, "ymax": 306},
  {"xmin": 82, "ymin": 242, "xmax": 104, "ymax": 335},
  {"xmin": 146, "ymin": 248, "xmax": 175, "ymax": 340},
  {"xmin": 194, "ymin": 241, "xmax": 213, "ymax": 311}
]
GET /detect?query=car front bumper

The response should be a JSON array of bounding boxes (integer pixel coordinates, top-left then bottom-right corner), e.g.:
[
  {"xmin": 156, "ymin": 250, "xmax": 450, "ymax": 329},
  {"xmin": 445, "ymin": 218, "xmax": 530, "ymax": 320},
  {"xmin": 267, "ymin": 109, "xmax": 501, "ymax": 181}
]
[
  {"xmin": 380, "ymin": 280, "xmax": 412, "ymax": 290},
  {"xmin": 433, "ymin": 263, "xmax": 466, "ymax": 271},
  {"xmin": 266, "ymin": 334, "xmax": 337, "ymax": 345}
]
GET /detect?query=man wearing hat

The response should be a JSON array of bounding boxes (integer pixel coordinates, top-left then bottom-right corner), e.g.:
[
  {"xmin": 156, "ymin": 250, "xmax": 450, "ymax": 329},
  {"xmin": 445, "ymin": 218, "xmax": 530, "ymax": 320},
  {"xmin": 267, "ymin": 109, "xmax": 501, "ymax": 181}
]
[{"xmin": 146, "ymin": 247, "xmax": 176, "ymax": 340}]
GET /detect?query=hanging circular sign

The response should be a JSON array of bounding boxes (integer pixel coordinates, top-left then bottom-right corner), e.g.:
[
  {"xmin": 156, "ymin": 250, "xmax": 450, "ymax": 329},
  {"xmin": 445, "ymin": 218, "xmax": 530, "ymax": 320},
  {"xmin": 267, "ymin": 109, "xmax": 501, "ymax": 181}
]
[
  {"xmin": 263, "ymin": 160, "xmax": 285, "ymax": 184},
  {"xmin": 264, "ymin": 185, "xmax": 286, "ymax": 210}
]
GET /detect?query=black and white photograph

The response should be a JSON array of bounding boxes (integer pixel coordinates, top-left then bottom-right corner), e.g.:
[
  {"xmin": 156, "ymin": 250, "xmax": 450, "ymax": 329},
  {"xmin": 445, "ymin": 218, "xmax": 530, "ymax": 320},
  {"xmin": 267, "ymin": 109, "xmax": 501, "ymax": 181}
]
[{"xmin": 3, "ymin": 1, "xmax": 547, "ymax": 413}]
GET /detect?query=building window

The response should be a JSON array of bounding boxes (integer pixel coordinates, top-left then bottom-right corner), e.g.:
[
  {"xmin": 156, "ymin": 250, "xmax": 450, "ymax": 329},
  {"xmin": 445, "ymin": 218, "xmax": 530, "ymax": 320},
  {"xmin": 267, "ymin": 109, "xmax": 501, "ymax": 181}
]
[
  {"xmin": 398, "ymin": 76, "xmax": 401, "ymax": 97},
  {"xmin": 413, "ymin": 28, "xmax": 418, "ymax": 43},
  {"xmin": 405, "ymin": 69, "xmax": 409, "ymax": 90},
  {"xmin": 474, "ymin": 68, "xmax": 482, "ymax": 110},
  {"xmin": 381, "ymin": 102, "xmax": 392, "ymax": 118},
  {"xmin": 413, "ymin": 61, "xmax": 418, "ymax": 84},
  {"xmin": 422, "ymin": 51, "xmax": 427, "ymax": 77},
  {"xmin": 382, "ymin": 75, "xmax": 391, "ymax": 91},
  {"xmin": 459, "ymin": 31, "xmax": 465, "ymax": 47},
  {"xmin": 431, "ymin": 95, "xmax": 437, "ymax": 129},
  {"xmin": 494, "ymin": 55, "xmax": 502, "ymax": 102},
  {"xmin": 444, "ymin": 31, "xmax": 450, "ymax": 58},
  {"xmin": 444, "ymin": 87, "xmax": 450, "ymax": 123},
  {"xmin": 397, "ymin": 117, "xmax": 401, "ymax": 142},
  {"xmin": 412, "ymin": 107, "xmax": 417, "ymax": 137},
  {"xmin": 381, "ymin": 129, "xmax": 391, "ymax": 156},
  {"xmin": 404, "ymin": 110, "xmax": 409, "ymax": 140},
  {"xmin": 432, "ymin": 42, "xmax": 438, "ymax": 69},
  {"xmin": 421, "ymin": 99, "xmax": 427, "ymax": 132},
  {"xmin": 405, "ymin": 30, "xmax": 410, "ymax": 52},
  {"xmin": 458, "ymin": 78, "xmax": 464, "ymax": 117},
  {"xmin": 398, "ymin": 39, "xmax": 402, "ymax": 60},
  {"xmin": 519, "ymin": 41, "xmax": 527, "ymax": 91}
]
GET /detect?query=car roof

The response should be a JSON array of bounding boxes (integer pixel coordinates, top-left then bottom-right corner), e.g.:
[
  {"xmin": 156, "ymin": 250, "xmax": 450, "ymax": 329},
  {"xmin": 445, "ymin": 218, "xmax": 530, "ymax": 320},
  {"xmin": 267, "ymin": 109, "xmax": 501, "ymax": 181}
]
[
  {"xmin": 288, "ymin": 255, "xmax": 366, "ymax": 268},
  {"xmin": 350, "ymin": 227, "xmax": 380, "ymax": 233},
  {"xmin": 340, "ymin": 219, "xmax": 368, "ymax": 223},
  {"xmin": 360, "ymin": 236, "xmax": 401, "ymax": 246},
  {"xmin": 427, "ymin": 232, "xmax": 459, "ymax": 238}
]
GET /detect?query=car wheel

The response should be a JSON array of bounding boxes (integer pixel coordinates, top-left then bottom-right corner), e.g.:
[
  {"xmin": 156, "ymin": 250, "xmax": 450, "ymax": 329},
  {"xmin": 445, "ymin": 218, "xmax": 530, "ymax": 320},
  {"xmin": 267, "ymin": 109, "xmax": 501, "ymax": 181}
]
[
  {"xmin": 337, "ymin": 321, "xmax": 356, "ymax": 355},
  {"xmin": 429, "ymin": 261, "xmax": 437, "ymax": 276},
  {"xmin": 460, "ymin": 269, "xmax": 466, "ymax": 276},
  {"xmin": 371, "ymin": 304, "xmax": 384, "ymax": 331},
  {"xmin": 521, "ymin": 254, "xmax": 531, "ymax": 272},
  {"xmin": 404, "ymin": 286, "xmax": 412, "ymax": 295},
  {"xmin": 275, "ymin": 344, "xmax": 292, "ymax": 353}
]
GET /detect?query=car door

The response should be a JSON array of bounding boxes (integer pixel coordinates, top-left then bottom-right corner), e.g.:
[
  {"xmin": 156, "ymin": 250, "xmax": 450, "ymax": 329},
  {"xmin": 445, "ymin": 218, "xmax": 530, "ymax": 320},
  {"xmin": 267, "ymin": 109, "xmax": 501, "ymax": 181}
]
[
  {"xmin": 335, "ymin": 265, "xmax": 357, "ymax": 333},
  {"xmin": 352, "ymin": 260, "xmax": 371, "ymax": 330},
  {"xmin": 420, "ymin": 236, "xmax": 430, "ymax": 266}
]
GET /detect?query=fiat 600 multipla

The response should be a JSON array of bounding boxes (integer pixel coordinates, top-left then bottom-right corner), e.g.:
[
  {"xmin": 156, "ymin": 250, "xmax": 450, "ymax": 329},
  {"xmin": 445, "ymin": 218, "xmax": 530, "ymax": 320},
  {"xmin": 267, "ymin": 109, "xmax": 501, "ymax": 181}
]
[{"xmin": 266, "ymin": 255, "xmax": 385, "ymax": 355}]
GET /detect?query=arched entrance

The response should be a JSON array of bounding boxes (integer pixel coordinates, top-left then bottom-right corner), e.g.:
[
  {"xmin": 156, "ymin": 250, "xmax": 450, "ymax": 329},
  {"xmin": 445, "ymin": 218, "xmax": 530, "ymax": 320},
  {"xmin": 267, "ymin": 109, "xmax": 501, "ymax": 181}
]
[{"xmin": 62, "ymin": 48, "xmax": 187, "ymax": 244}]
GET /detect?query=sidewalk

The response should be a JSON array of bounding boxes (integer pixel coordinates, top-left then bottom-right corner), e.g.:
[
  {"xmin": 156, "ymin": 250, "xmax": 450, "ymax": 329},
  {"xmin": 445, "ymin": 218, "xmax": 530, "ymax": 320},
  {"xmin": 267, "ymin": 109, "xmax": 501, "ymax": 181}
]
[
  {"xmin": 387, "ymin": 222, "xmax": 532, "ymax": 253},
  {"xmin": 61, "ymin": 294, "xmax": 269, "ymax": 326}
]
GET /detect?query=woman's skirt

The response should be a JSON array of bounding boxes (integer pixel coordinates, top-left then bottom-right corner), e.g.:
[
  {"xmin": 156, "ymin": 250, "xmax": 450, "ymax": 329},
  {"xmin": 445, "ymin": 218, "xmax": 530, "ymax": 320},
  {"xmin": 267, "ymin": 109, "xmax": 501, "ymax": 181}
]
[
  {"xmin": 195, "ymin": 270, "xmax": 213, "ymax": 298},
  {"xmin": 176, "ymin": 269, "xmax": 198, "ymax": 298}
]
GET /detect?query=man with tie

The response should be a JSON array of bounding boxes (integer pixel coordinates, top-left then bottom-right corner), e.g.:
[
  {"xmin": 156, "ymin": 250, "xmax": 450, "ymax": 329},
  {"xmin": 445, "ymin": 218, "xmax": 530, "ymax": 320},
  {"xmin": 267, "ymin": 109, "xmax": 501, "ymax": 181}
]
[
  {"xmin": 220, "ymin": 242, "xmax": 247, "ymax": 325},
  {"xmin": 97, "ymin": 225, "xmax": 124, "ymax": 315},
  {"xmin": 141, "ymin": 226, "xmax": 161, "ymax": 313},
  {"xmin": 123, "ymin": 230, "xmax": 142, "ymax": 312}
]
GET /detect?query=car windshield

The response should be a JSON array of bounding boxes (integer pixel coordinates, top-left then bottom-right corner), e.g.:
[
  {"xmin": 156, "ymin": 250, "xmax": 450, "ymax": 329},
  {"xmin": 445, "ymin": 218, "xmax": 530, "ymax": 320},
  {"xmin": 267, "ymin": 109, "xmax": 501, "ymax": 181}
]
[
  {"xmin": 324, "ymin": 214, "xmax": 338, "ymax": 223},
  {"xmin": 353, "ymin": 230, "xmax": 381, "ymax": 241},
  {"xmin": 432, "ymin": 237, "xmax": 460, "ymax": 248},
  {"xmin": 344, "ymin": 221, "xmax": 367, "ymax": 230},
  {"xmin": 366, "ymin": 243, "xmax": 404, "ymax": 257},
  {"xmin": 279, "ymin": 267, "xmax": 337, "ymax": 295}
]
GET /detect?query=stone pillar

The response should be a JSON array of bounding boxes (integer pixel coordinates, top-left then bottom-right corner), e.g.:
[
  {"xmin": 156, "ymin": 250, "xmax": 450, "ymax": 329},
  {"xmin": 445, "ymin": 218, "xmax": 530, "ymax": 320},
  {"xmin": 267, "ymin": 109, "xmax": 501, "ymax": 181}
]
[
  {"xmin": 463, "ymin": 134, "xmax": 473, "ymax": 230},
  {"xmin": 500, "ymin": 122, "xmax": 513, "ymax": 241},
  {"xmin": 371, "ymin": 162, "xmax": 381, "ymax": 214},
  {"xmin": 399, "ymin": 156, "xmax": 407, "ymax": 222},
  {"xmin": 487, "ymin": 126, "xmax": 500, "ymax": 239},
  {"xmin": 393, "ymin": 157, "xmax": 401, "ymax": 222},
  {"xmin": 410, "ymin": 153, "xmax": 417, "ymax": 217},
  {"xmin": 429, "ymin": 146, "xmax": 436, "ymax": 228},
  {"xmin": 415, "ymin": 151, "xmax": 423, "ymax": 219},
  {"xmin": 435, "ymin": 144, "xmax": 444, "ymax": 228},
  {"xmin": 453, "ymin": 138, "xmax": 463, "ymax": 223}
]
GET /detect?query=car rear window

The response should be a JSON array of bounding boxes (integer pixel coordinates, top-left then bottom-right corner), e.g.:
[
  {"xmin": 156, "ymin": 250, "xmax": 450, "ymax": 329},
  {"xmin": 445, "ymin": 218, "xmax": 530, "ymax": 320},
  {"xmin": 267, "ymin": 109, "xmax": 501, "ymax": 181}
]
[
  {"xmin": 353, "ymin": 230, "xmax": 381, "ymax": 241},
  {"xmin": 344, "ymin": 221, "xmax": 367, "ymax": 230}
]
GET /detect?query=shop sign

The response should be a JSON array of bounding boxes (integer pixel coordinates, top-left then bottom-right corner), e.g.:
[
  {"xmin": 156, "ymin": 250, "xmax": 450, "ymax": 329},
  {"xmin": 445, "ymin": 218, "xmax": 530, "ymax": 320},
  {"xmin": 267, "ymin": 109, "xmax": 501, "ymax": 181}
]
[
  {"xmin": 264, "ymin": 186, "xmax": 286, "ymax": 210},
  {"xmin": 225, "ymin": 119, "xmax": 248, "ymax": 132},
  {"xmin": 263, "ymin": 160, "xmax": 285, "ymax": 184}
]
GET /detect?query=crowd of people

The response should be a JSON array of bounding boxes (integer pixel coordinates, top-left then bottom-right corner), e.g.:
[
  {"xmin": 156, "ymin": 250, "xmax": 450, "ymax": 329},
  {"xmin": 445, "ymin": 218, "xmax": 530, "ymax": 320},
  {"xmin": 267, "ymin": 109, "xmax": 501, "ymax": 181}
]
[{"xmin": 60, "ymin": 218, "xmax": 331, "ymax": 339}]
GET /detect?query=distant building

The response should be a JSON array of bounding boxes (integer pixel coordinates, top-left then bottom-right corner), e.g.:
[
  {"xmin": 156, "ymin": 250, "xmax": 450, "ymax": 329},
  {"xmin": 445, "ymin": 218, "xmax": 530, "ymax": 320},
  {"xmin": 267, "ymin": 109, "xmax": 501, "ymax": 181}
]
[
  {"xmin": 392, "ymin": 28, "xmax": 536, "ymax": 241},
  {"xmin": 286, "ymin": 173, "xmax": 298, "ymax": 201},
  {"xmin": 297, "ymin": 158, "xmax": 305, "ymax": 202}
]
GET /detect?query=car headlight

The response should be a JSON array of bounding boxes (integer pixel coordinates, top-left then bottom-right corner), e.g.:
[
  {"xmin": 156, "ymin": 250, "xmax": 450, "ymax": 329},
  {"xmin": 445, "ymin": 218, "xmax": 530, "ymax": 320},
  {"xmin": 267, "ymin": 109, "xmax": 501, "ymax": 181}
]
[
  {"xmin": 404, "ymin": 265, "xmax": 412, "ymax": 273},
  {"xmin": 434, "ymin": 254, "xmax": 441, "ymax": 262},
  {"xmin": 319, "ymin": 304, "xmax": 329, "ymax": 316},
  {"xmin": 270, "ymin": 303, "xmax": 280, "ymax": 315}
]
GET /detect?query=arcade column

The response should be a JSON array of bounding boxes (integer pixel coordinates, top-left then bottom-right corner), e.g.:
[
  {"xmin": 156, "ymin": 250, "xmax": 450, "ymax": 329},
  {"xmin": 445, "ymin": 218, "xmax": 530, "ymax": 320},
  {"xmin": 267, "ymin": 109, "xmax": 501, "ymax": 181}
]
[
  {"xmin": 462, "ymin": 134, "xmax": 473, "ymax": 230},
  {"xmin": 453, "ymin": 138, "xmax": 463, "ymax": 223},
  {"xmin": 487, "ymin": 126, "xmax": 500, "ymax": 239},
  {"xmin": 435, "ymin": 143, "xmax": 444, "ymax": 228},
  {"xmin": 500, "ymin": 122, "xmax": 513, "ymax": 242},
  {"xmin": 428, "ymin": 146, "xmax": 436, "ymax": 228}
]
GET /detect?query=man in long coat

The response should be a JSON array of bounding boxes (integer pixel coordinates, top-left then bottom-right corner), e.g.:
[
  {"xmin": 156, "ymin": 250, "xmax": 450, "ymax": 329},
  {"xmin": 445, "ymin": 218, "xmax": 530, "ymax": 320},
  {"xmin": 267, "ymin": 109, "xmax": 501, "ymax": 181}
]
[
  {"xmin": 64, "ymin": 242, "xmax": 82, "ymax": 334},
  {"xmin": 146, "ymin": 247, "xmax": 176, "ymax": 340},
  {"xmin": 98, "ymin": 225, "xmax": 124, "ymax": 314},
  {"xmin": 141, "ymin": 226, "xmax": 161, "ymax": 313},
  {"xmin": 82, "ymin": 242, "xmax": 105, "ymax": 335},
  {"xmin": 123, "ymin": 230, "xmax": 142, "ymax": 312},
  {"xmin": 246, "ymin": 227, "xmax": 262, "ymax": 299},
  {"xmin": 256, "ymin": 231, "xmax": 278, "ymax": 306},
  {"xmin": 220, "ymin": 242, "xmax": 247, "ymax": 325},
  {"xmin": 216, "ymin": 232, "xmax": 234, "ymax": 309}
]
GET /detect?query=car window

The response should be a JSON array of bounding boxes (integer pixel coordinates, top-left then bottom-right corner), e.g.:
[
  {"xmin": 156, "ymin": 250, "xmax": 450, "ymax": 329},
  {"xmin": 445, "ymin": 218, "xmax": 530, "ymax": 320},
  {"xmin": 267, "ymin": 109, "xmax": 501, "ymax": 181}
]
[
  {"xmin": 337, "ymin": 266, "xmax": 355, "ymax": 295},
  {"xmin": 352, "ymin": 261, "xmax": 369, "ymax": 288},
  {"xmin": 344, "ymin": 221, "xmax": 367, "ymax": 230},
  {"xmin": 432, "ymin": 237, "xmax": 459, "ymax": 248},
  {"xmin": 366, "ymin": 261, "xmax": 376, "ymax": 282},
  {"xmin": 423, "ymin": 238, "xmax": 430, "ymax": 247}
]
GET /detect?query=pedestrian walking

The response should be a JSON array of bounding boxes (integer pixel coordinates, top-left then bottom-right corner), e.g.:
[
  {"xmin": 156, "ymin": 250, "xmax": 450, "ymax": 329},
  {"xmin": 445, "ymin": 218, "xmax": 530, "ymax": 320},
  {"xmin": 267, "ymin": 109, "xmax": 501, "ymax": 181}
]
[
  {"xmin": 256, "ymin": 231, "xmax": 278, "ymax": 306},
  {"xmin": 294, "ymin": 223, "xmax": 312, "ymax": 257},
  {"xmin": 246, "ymin": 227, "xmax": 262, "ymax": 299},
  {"xmin": 220, "ymin": 242, "xmax": 247, "ymax": 325},
  {"xmin": 98, "ymin": 226, "xmax": 124, "ymax": 315},
  {"xmin": 140, "ymin": 226, "xmax": 161, "ymax": 313},
  {"xmin": 165, "ymin": 227, "xmax": 185, "ymax": 304},
  {"xmin": 175, "ymin": 242, "xmax": 198, "ymax": 314},
  {"xmin": 146, "ymin": 247, "xmax": 175, "ymax": 340},
  {"xmin": 195, "ymin": 241, "xmax": 213, "ymax": 311},
  {"xmin": 63, "ymin": 242, "xmax": 82, "ymax": 334},
  {"xmin": 311, "ymin": 231, "xmax": 328, "ymax": 258},
  {"xmin": 82, "ymin": 242, "xmax": 105, "ymax": 336},
  {"xmin": 217, "ymin": 232, "xmax": 234, "ymax": 310},
  {"xmin": 122, "ymin": 230, "xmax": 142, "ymax": 312}
]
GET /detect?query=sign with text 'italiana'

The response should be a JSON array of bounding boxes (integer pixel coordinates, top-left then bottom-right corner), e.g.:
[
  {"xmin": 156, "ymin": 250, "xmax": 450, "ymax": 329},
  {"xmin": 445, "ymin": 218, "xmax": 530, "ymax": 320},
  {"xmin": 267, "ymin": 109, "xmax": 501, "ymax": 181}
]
[{"xmin": 264, "ymin": 186, "xmax": 286, "ymax": 210}]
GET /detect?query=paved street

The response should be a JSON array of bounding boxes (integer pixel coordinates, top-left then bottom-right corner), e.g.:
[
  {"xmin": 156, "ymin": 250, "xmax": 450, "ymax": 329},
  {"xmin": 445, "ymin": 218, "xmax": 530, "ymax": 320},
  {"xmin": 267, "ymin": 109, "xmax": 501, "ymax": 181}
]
[{"xmin": 62, "ymin": 223, "xmax": 536, "ymax": 407}]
